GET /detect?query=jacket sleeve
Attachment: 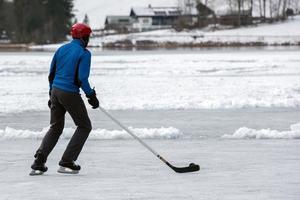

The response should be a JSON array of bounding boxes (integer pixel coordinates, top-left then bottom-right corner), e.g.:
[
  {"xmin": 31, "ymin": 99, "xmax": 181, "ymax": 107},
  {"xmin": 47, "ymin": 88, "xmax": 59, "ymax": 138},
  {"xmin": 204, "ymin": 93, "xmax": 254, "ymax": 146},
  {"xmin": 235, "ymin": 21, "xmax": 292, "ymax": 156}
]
[
  {"xmin": 78, "ymin": 50, "xmax": 93, "ymax": 95},
  {"xmin": 48, "ymin": 51, "xmax": 58, "ymax": 90}
]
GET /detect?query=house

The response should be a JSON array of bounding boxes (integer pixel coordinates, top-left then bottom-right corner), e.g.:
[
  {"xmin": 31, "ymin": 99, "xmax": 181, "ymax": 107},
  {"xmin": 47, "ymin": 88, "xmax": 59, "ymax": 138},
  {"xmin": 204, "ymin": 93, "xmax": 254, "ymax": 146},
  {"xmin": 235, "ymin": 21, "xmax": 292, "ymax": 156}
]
[
  {"xmin": 130, "ymin": 6, "xmax": 183, "ymax": 32},
  {"xmin": 196, "ymin": 2, "xmax": 214, "ymax": 17},
  {"xmin": 104, "ymin": 3, "xmax": 216, "ymax": 32},
  {"xmin": 196, "ymin": 2, "xmax": 216, "ymax": 27},
  {"xmin": 105, "ymin": 16, "xmax": 134, "ymax": 33},
  {"xmin": 129, "ymin": 3, "xmax": 216, "ymax": 31}
]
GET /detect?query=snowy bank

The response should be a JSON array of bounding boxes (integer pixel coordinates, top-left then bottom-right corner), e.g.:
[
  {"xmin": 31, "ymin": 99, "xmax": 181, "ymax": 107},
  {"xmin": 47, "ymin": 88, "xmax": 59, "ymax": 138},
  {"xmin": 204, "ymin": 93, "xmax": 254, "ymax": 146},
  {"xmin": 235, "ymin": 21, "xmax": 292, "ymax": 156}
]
[
  {"xmin": 0, "ymin": 126, "xmax": 182, "ymax": 140},
  {"xmin": 91, "ymin": 16, "xmax": 300, "ymax": 48},
  {"xmin": 223, "ymin": 123, "xmax": 300, "ymax": 139},
  {"xmin": 30, "ymin": 16, "xmax": 300, "ymax": 51}
]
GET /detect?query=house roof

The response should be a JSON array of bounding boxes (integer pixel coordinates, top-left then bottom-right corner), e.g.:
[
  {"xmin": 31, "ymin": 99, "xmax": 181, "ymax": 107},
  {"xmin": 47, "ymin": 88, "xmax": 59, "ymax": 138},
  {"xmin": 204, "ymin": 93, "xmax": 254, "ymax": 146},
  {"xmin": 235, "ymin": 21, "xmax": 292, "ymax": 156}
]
[{"xmin": 130, "ymin": 6, "xmax": 197, "ymax": 17}]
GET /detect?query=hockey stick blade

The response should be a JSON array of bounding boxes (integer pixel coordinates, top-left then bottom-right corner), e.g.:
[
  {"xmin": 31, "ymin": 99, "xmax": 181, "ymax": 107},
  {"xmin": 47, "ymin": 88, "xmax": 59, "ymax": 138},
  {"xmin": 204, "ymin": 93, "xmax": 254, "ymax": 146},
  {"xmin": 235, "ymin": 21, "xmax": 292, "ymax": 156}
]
[{"xmin": 167, "ymin": 162, "xmax": 200, "ymax": 173}]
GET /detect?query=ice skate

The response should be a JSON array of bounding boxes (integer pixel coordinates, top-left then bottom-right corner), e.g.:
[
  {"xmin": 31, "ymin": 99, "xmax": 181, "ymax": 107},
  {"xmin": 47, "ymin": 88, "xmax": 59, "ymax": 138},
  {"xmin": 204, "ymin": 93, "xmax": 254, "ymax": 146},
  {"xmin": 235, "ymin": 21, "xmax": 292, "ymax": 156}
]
[
  {"xmin": 30, "ymin": 153, "xmax": 48, "ymax": 176},
  {"xmin": 57, "ymin": 160, "xmax": 81, "ymax": 174}
]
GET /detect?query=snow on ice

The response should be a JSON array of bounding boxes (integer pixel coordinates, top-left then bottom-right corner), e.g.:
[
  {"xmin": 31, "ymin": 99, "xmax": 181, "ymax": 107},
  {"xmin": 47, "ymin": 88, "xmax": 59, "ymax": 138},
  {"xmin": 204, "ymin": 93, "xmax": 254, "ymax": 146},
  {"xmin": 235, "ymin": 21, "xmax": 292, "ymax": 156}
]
[
  {"xmin": 2, "ymin": 122, "xmax": 300, "ymax": 140},
  {"xmin": 1, "ymin": 49, "xmax": 300, "ymax": 113},
  {"xmin": 223, "ymin": 123, "xmax": 300, "ymax": 139},
  {"xmin": 0, "ymin": 126, "xmax": 182, "ymax": 140}
]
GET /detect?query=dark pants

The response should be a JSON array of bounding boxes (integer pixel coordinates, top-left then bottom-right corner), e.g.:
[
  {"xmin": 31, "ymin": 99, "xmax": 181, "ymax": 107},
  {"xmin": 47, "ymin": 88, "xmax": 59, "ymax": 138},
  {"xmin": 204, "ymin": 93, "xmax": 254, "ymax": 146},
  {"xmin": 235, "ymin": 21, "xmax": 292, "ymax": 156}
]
[{"xmin": 37, "ymin": 87, "xmax": 92, "ymax": 162}]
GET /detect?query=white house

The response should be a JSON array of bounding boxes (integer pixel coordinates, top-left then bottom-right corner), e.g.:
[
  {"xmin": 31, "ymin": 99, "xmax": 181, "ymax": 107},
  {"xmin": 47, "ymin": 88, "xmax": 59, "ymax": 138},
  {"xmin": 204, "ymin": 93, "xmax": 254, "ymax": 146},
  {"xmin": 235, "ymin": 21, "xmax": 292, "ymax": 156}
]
[{"xmin": 129, "ymin": 5, "xmax": 198, "ymax": 32}]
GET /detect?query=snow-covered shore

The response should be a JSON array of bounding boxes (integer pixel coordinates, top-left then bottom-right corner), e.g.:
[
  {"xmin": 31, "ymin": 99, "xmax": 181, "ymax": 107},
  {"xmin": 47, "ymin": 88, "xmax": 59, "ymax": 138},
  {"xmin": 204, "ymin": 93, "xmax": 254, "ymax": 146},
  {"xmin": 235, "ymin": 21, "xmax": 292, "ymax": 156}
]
[
  {"xmin": 30, "ymin": 16, "xmax": 300, "ymax": 51},
  {"xmin": 92, "ymin": 16, "xmax": 300, "ymax": 48}
]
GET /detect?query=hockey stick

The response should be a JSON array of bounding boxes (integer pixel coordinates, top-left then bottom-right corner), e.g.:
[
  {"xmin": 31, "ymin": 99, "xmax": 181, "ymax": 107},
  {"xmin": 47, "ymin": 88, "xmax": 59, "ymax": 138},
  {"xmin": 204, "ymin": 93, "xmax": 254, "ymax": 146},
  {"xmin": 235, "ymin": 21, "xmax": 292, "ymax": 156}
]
[{"xmin": 99, "ymin": 106, "xmax": 200, "ymax": 173}]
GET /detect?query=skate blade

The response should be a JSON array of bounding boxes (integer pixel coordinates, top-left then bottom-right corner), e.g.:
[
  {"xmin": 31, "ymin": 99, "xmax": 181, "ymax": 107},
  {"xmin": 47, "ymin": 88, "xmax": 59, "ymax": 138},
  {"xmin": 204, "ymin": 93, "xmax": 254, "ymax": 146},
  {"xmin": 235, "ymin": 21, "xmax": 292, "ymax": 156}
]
[
  {"xmin": 29, "ymin": 170, "xmax": 44, "ymax": 176},
  {"xmin": 57, "ymin": 166, "xmax": 79, "ymax": 174}
]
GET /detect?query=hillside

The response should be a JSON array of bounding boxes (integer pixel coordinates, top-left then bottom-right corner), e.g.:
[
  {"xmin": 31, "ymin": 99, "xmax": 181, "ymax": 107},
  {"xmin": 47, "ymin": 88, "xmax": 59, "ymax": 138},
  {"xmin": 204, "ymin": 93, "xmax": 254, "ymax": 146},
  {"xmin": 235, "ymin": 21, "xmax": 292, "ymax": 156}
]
[
  {"xmin": 31, "ymin": 15, "xmax": 300, "ymax": 50},
  {"xmin": 89, "ymin": 15, "xmax": 300, "ymax": 48}
]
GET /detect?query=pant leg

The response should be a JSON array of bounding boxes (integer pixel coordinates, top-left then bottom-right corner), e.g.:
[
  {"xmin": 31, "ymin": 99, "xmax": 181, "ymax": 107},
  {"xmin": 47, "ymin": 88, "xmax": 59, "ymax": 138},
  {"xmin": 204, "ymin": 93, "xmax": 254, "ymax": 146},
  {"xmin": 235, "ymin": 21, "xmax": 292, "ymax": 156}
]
[
  {"xmin": 37, "ymin": 89, "xmax": 66, "ymax": 159},
  {"xmin": 57, "ymin": 90, "xmax": 92, "ymax": 162}
]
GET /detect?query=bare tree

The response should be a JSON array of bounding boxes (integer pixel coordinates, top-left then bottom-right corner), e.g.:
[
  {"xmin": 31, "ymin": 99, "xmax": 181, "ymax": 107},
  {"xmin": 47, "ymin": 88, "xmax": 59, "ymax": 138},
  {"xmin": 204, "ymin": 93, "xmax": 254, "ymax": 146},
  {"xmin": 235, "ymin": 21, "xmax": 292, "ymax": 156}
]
[
  {"xmin": 277, "ymin": 0, "xmax": 282, "ymax": 18},
  {"xmin": 227, "ymin": 0, "xmax": 233, "ymax": 12},
  {"xmin": 247, "ymin": 0, "xmax": 253, "ymax": 17},
  {"xmin": 237, "ymin": 0, "xmax": 242, "ymax": 26},
  {"xmin": 263, "ymin": 0, "xmax": 266, "ymax": 19},
  {"xmin": 282, "ymin": 0, "xmax": 288, "ymax": 19},
  {"xmin": 269, "ymin": 0, "xmax": 275, "ymax": 19},
  {"xmin": 258, "ymin": 0, "xmax": 263, "ymax": 18}
]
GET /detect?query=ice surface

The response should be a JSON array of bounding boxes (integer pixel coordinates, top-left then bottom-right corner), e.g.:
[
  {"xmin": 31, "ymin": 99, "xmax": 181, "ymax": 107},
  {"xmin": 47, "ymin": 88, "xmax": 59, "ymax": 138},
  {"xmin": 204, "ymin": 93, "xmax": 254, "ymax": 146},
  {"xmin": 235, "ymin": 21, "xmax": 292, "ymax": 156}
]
[
  {"xmin": 1, "ymin": 37, "xmax": 300, "ymax": 199},
  {"xmin": 1, "ymin": 103, "xmax": 300, "ymax": 199},
  {"xmin": 1, "ymin": 139, "xmax": 299, "ymax": 200}
]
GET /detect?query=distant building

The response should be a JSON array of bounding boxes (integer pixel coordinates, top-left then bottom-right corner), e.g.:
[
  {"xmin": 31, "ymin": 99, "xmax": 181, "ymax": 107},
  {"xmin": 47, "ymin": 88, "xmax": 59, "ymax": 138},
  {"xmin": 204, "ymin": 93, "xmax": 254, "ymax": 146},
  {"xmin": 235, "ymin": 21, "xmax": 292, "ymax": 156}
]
[
  {"xmin": 105, "ymin": 16, "xmax": 134, "ymax": 33},
  {"xmin": 103, "ymin": 3, "xmax": 221, "ymax": 32},
  {"xmin": 196, "ymin": 2, "xmax": 214, "ymax": 17},
  {"xmin": 196, "ymin": 2, "xmax": 216, "ymax": 27},
  {"xmin": 129, "ymin": 6, "xmax": 188, "ymax": 32}
]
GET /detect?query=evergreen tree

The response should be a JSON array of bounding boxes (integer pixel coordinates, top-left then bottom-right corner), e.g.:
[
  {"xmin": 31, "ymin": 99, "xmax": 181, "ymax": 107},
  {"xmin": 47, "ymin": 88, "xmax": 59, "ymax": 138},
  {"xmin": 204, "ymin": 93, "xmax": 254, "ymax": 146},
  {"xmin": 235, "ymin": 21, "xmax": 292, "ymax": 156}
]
[
  {"xmin": 44, "ymin": 0, "xmax": 74, "ymax": 43},
  {"xmin": 73, "ymin": 18, "xmax": 78, "ymax": 24},
  {"xmin": 13, "ymin": 0, "xmax": 31, "ymax": 42},
  {"xmin": 13, "ymin": 0, "xmax": 74, "ymax": 44},
  {"xmin": 0, "ymin": 0, "xmax": 4, "ymax": 36},
  {"xmin": 83, "ymin": 14, "xmax": 89, "ymax": 25},
  {"xmin": 1, "ymin": 1, "xmax": 16, "ymax": 41}
]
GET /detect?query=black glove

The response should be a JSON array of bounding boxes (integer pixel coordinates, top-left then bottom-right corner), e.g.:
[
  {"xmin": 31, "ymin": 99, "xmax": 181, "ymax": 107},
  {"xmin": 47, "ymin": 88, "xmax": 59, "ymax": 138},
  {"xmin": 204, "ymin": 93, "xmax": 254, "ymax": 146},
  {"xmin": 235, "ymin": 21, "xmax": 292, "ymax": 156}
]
[
  {"xmin": 48, "ymin": 90, "xmax": 52, "ymax": 109},
  {"xmin": 86, "ymin": 89, "xmax": 99, "ymax": 109}
]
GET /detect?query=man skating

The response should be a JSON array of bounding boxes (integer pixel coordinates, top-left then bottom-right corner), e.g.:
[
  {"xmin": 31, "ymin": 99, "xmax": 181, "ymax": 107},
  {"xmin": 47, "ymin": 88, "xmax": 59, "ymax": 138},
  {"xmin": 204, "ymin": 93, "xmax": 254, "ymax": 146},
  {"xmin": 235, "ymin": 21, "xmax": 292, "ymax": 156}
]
[{"xmin": 30, "ymin": 23, "xmax": 99, "ymax": 175}]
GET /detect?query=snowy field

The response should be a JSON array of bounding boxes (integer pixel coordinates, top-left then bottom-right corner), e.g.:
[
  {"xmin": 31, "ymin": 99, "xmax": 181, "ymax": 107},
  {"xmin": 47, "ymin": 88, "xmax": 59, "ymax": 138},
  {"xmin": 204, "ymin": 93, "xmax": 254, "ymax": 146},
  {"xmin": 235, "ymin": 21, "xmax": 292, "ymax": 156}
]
[
  {"xmin": 1, "ymin": 48, "xmax": 300, "ymax": 113},
  {"xmin": 33, "ymin": 16, "xmax": 300, "ymax": 50},
  {"xmin": 0, "ymin": 47, "xmax": 300, "ymax": 199},
  {"xmin": 90, "ymin": 15, "xmax": 300, "ymax": 46}
]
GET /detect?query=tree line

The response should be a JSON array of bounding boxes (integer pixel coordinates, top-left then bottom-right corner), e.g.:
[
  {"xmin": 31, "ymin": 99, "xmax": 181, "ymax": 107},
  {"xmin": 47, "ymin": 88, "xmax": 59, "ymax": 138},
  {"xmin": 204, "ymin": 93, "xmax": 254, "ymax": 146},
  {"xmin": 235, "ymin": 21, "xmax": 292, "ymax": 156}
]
[
  {"xmin": 226, "ymin": 0, "xmax": 298, "ymax": 20},
  {"xmin": 0, "ymin": 0, "xmax": 74, "ymax": 44},
  {"xmin": 178, "ymin": 0, "xmax": 298, "ymax": 27}
]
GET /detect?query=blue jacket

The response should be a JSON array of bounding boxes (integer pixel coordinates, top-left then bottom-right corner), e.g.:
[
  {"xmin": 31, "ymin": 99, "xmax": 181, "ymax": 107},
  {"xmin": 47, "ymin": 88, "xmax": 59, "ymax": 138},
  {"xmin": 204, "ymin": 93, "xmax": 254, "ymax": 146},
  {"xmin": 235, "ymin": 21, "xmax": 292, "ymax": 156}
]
[{"xmin": 49, "ymin": 39, "xmax": 93, "ymax": 95}]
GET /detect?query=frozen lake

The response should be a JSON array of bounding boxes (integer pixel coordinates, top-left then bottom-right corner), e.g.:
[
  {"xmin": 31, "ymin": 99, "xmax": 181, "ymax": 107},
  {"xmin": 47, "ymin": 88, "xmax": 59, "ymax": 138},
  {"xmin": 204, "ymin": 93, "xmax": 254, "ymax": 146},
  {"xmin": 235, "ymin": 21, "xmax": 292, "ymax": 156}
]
[
  {"xmin": 1, "ymin": 134, "xmax": 300, "ymax": 200},
  {"xmin": 0, "ymin": 47, "xmax": 300, "ymax": 199},
  {"xmin": 1, "ymin": 47, "xmax": 300, "ymax": 112}
]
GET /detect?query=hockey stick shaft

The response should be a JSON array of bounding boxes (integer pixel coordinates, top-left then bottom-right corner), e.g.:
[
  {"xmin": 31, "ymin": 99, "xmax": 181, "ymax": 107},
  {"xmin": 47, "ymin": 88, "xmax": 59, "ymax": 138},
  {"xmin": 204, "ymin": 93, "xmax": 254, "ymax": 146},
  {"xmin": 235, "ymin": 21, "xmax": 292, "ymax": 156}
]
[{"xmin": 99, "ymin": 106, "xmax": 169, "ymax": 165}]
